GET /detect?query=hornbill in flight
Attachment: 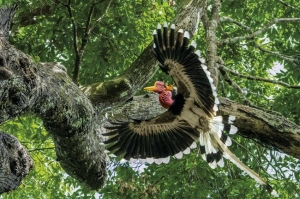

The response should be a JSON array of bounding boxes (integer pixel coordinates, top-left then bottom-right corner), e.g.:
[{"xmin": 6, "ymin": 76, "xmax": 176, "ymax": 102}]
[{"xmin": 103, "ymin": 22, "xmax": 278, "ymax": 196}]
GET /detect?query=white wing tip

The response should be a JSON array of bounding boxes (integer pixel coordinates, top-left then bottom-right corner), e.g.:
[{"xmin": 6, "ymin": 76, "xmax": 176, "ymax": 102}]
[
  {"xmin": 199, "ymin": 57, "xmax": 206, "ymax": 63},
  {"xmin": 184, "ymin": 31, "xmax": 190, "ymax": 39},
  {"xmin": 171, "ymin": 24, "xmax": 175, "ymax": 29},
  {"xmin": 146, "ymin": 158, "xmax": 154, "ymax": 164},
  {"xmin": 162, "ymin": 156, "xmax": 170, "ymax": 164},
  {"xmin": 183, "ymin": 147, "xmax": 191, "ymax": 154},
  {"xmin": 154, "ymin": 159, "xmax": 163, "ymax": 165},
  {"xmin": 157, "ymin": 23, "xmax": 162, "ymax": 29},
  {"xmin": 153, "ymin": 29, "xmax": 157, "ymax": 35},
  {"xmin": 195, "ymin": 50, "xmax": 201, "ymax": 56},
  {"xmin": 178, "ymin": 29, "xmax": 184, "ymax": 33},
  {"xmin": 174, "ymin": 151, "xmax": 183, "ymax": 159},
  {"xmin": 190, "ymin": 142, "xmax": 197, "ymax": 149},
  {"xmin": 163, "ymin": 22, "xmax": 168, "ymax": 27},
  {"xmin": 209, "ymin": 161, "xmax": 217, "ymax": 169}
]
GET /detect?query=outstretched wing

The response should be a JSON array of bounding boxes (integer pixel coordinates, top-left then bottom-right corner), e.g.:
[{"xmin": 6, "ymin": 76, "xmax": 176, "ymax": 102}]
[
  {"xmin": 103, "ymin": 111, "xmax": 198, "ymax": 164},
  {"xmin": 153, "ymin": 23, "xmax": 218, "ymax": 117}
]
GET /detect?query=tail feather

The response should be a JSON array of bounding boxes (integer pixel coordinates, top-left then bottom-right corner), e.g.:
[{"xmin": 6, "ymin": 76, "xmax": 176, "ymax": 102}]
[
  {"xmin": 210, "ymin": 131, "xmax": 278, "ymax": 197},
  {"xmin": 199, "ymin": 115, "xmax": 238, "ymax": 169}
]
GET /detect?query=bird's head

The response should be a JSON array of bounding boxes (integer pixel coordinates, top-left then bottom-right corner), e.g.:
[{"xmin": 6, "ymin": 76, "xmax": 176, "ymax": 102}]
[{"xmin": 144, "ymin": 81, "xmax": 173, "ymax": 93}]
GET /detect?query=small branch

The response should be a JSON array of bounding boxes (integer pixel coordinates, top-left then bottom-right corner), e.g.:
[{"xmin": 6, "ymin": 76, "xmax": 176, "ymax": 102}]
[
  {"xmin": 218, "ymin": 18, "xmax": 300, "ymax": 45},
  {"xmin": 254, "ymin": 42, "xmax": 300, "ymax": 65},
  {"xmin": 220, "ymin": 16, "xmax": 252, "ymax": 32},
  {"xmin": 219, "ymin": 67, "xmax": 255, "ymax": 106},
  {"xmin": 29, "ymin": 147, "xmax": 55, "ymax": 152},
  {"xmin": 219, "ymin": 65, "xmax": 300, "ymax": 89},
  {"xmin": 61, "ymin": 0, "xmax": 80, "ymax": 84},
  {"xmin": 278, "ymin": 0, "xmax": 300, "ymax": 11},
  {"xmin": 95, "ymin": 0, "xmax": 112, "ymax": 24},
  {"xmin": 65, "ymin": 0, "xmax": 111, "ymax": 85}
]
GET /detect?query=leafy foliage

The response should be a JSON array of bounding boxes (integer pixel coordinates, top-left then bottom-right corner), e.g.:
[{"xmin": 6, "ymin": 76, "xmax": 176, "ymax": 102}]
[{"xmin": 0, "ymin": 0, "xmax": 299, "ymax": 198}]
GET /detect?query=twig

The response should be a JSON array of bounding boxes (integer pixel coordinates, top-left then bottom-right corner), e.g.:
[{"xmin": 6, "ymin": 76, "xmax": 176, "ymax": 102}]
[
  {"xmin": 219, "ymin": 67, "xmax": 255, "ymax": 106},
  {"xmin": 29, "ymin": 147, "xmax": 55, "ymax": 152},
  {"xmin": 219, "ymin": 65, "xmax": 300, "ymax": 89},
  {"xmin": 218, "ymin": 18, "xmax": 300, "ymax": 45},
  {"xmin": 96, "ymin": 0, "xmax": 112, "ymax": 23},
  {"xmin": 220, "ymin": 16, "xmax": 252, "ymax": 32},
  {"xmin": 219, "ymin": 65, "xmax": 288, "ymax": 115},
  {"xmin": 254, "ymin": 42, "xmax": 300, "ymax": 65},
  {"xmin": 60, "ymin": 0, "xmax": 112, "ymax": 85},
  {"xmin": 278, "ymin": 0, "xmax": 300, "ymax": 11},
  {"xmin": 61, "ymin": 0, "xmax": 80, "ymax": 84}
]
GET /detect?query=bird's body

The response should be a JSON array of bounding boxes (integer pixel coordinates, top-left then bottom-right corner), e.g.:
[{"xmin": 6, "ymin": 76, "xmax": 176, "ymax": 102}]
[{"xmin": 104, "ymin": 22, "xmax": 278, "ymax": 196}]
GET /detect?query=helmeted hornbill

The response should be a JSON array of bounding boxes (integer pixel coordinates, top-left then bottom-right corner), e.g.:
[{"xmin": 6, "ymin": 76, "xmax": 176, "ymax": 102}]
[{"xmin": 103, "ymin": 22, "xmax": 278, "ymax": 196}]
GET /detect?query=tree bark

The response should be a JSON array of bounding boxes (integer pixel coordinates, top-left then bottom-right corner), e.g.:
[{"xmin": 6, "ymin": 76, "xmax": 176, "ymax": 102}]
[{"xmin": 0, "ymin": 132, "xmax": 33, "ymax": 194}]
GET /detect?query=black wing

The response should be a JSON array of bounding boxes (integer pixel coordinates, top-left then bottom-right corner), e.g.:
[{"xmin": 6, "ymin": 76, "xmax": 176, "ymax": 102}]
[
  {"xmin": 153, "ymin": 23, "xmax": 218, "ymax": 117},
  {"xmin": 103, "ymin": 111, "xmax": 198, "ymax": 164}
]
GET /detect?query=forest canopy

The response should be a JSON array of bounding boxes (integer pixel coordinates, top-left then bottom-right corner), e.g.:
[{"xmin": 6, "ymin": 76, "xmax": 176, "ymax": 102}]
[{"xmin": 0, "ymin": 0, "xmax": 299, "ymax": 198}]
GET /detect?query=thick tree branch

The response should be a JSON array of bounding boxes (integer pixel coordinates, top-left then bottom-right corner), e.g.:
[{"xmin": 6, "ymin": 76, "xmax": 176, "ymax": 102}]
[
  {"xmin": 219, "ymin": 98, "xmax": 300, "ymax": 159},
  {"xmin": 204, "ymin": 0, "xmax": 221, "ymax": 84},
  {"xmin": 0, "ymin": 40, "xmax": 107, "ymax": 191},
  {"xmin": 218, "ymin": 18, "xmax": 300, "ymax": 45}
]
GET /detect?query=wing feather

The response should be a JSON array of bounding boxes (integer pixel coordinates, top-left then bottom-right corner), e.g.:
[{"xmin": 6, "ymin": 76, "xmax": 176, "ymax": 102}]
[
  {"xmin": 153, "ymin": 23, "xmax": 218, "ymax": 117},
  {"xmin": 103, "ymin": 111, "xmax": 199, "ymax": 163}
]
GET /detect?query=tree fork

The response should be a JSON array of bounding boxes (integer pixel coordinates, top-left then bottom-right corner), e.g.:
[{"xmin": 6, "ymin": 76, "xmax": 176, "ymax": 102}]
[{"xmin": 0, "ymin": 5, "xmax": 107, "ymax": 193}]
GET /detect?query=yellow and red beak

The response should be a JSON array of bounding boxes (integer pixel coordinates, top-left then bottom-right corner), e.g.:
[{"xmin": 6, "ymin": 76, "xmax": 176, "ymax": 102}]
[
  {"xmin": 144, "ymin": 81, "xmax": 173, "ymax": 92},
  {"xmin": 144, "ymin": 85, "xmax": 157, "ymax": 92}
]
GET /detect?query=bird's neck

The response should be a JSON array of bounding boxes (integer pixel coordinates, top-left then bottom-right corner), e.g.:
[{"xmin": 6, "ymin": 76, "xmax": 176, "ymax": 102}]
[{"xmin": 159, "ymin": 90, "xmax": 174, "ymax": 109}]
